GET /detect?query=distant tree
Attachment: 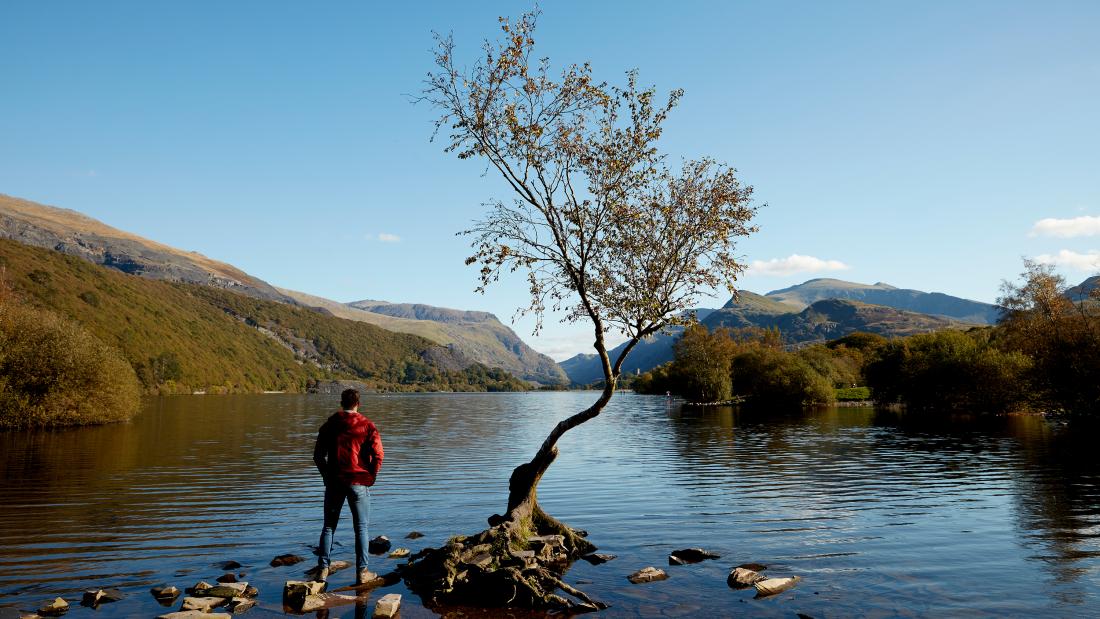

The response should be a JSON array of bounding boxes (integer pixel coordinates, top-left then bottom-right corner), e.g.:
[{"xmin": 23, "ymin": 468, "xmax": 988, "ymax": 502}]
[
  {"xmin": 415, "ymin": 9, "xmax": 757, "ymax": 608},
  {"xmin": 670, "ymin": 324, "xmax": 737, "ymax": 402}
]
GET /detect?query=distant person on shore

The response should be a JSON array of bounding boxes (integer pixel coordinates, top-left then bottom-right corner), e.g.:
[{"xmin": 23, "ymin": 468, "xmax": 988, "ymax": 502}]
[{"xmin": 313, "ymin": 388, "xmax": 384, "ymax": 585}]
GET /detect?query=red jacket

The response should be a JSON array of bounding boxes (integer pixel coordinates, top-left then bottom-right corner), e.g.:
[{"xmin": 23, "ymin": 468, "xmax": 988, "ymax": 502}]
[{"xmin": 314, "ymin": 410, "xmax": 384, "ymax": 486}]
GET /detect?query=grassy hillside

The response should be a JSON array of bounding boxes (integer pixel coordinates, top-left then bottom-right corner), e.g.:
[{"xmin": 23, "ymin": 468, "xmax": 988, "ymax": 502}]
[{"xmin": 0, "ymin": 239, "xmax": 528, "ymax": 394}]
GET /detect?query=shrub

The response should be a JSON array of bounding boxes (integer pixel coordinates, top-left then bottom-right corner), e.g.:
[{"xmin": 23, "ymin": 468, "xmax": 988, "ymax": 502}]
[
  {"xmin": 731, "ymin": 347, "xmax": 835, "ymax": 408},
  {"xmin": 0, "ymin": 300, "xmax": 141, "ymax": 428}
]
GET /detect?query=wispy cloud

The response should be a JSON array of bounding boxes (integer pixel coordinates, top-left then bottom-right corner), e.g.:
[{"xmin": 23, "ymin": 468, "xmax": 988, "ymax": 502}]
[
  {"xmin": 1030, "ymin": 215, "xmax": 1100, "ymax": 238},
  {"xmin": 365, "ymin": 232, "xmax": 402, "ymax": 243},
  {"xmin": 1034, "ymin": 249, "xmax": 1100, "ymax": 272},
  {"xmin": 748, "ymin": 254, "xmax": 851, "ymax": 277}
]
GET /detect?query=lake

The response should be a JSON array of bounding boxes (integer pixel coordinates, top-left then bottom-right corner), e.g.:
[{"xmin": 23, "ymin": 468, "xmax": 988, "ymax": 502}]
[{"xmin": 1, "ymin": 392, "xmax": 1098, "ymax": 617}]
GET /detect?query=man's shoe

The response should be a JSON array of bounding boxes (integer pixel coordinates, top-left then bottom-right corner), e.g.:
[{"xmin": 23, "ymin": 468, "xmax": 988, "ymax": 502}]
[
  {"xmin": 316, "ymin": 566, "xmax": 330, "ymax": 582},
  {"xmin": 356, "ymin": 569, "xmax": 381, "ymax": 586}
]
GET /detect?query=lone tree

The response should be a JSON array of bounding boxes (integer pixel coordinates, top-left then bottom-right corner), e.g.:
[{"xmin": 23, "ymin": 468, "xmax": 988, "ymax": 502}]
[{"xmin": 405, "ymin": 10, "xmax": 758, "ymax": 610}]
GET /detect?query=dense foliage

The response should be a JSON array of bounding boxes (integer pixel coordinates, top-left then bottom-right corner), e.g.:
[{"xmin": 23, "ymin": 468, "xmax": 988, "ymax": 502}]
[
  {"xmin": 0, "ymin": 291, "xmax": 141, "ymax": 428},
  {"xmin": 0, "ymin": 240, "xmax": 530, "ymax": 401},
  {"xmin": 636, "ymin": 262, "xmax": 1099, "ymax": 415}
]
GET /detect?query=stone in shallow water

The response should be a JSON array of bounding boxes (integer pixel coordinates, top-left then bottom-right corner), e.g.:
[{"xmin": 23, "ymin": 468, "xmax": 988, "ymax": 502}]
[
  {"xmin": 388, "ymin": 547, "xmax": 411, "ymax": 558},
  {"xmin": 405, "ymin": 531, "xmax": 424, "ymax": 539},
  {"xmin": 80, "ymin": 589, "xmax": 124, "ymax": 606},
  {"xmin": 37, "ymin": 598, "xmax": 68, "ymax": 616},
  {"xmin": 668, "ymin": 548, "xmax": 720, "ymax": 565},
  {"xmin": 728, "ymin": 567, "xmax": 766, "ymax": 588},
  {"xmin": 270, "ymin": 553, "xmax": 305, "ymax": 567},
  {"xmin": 627, "ymin": 567, "xmax": 669, "ymax": 584},
  {"xmin": 225, "ymin": 597, "xmax": 256, "ymax": 614},
  {"xmin": 283, "ymin": 580, "xmax": 327, "ymax": 611},
  {"xmin": 369, "ymin": 535, "xmax": 392, "ymax": 554},
  {"xmin": 205, "ymin": 582, "xmax": 249, "ymax": 599},
  {"xmin": 373, "ymin": 593, "xmax": 402, "ymax": 618},
  {"xmin": 216, "ymin": 573, "xmax": 238, "ymax": 584},
  {"xmin": 157, "ymin": 612, "xmax": 231, "ymax": 619},
  {"xmin": 754, "ymin": 576, "xmax": 802, "ymax": 597},
  {"xmin": 150, "ymin": 585, "xmax": 181, "ymax": 601},
  {"xmin": 305, "ymin": 560, "xmax": 350, "ymax": 579},
  {"xmin": 181, "ymin": 596, "xmax": 228, "ymax": 612},
  {"xmin": 737, "ymin": 562, "xmax": 768, "ymax": 572},
  {"xmin": 582, "ymin": 553, "xmax": 616, "ymax": 565},
  {"xmin": 220, "ymin": 561, "xmax": 242, "ymax": 570}
]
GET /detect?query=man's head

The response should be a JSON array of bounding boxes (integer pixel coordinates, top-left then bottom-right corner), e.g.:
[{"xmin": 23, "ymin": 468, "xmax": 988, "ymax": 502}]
[{"xmin": 341, "ymin": 388, "xmax": 360, "ymax": 411}]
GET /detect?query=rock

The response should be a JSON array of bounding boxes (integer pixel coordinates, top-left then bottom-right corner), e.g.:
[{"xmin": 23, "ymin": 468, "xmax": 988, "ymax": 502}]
[
  {"xmin": 283, "ymin": 580, "xmax": 326, "ymax": 610},
  {"xmin": 753, "ymin": 576, "xmax": 802, "ymax": 597},
  {"xmin": 157, "ymin": 612, "xmax": 231, "ymax": 619},
  {"xmin": 180, "ymin": 596, "xmax": 228, "ymax": 612},
  {"xmin": 242, "ymin": 585, "xmax": 259, "ymax": 598},
  {"xmin": 582, "ymin": 553, "xmax": 616, "ymax": 565},
  {"xmin": 668, "ymin": 548, "xmax": 720, "ymax": 565},
  {"xmin": 369, "ymin": 535, "xmax": 392, "ymax": 554},
  {"xmin": 627, "ymin": 567, "xmax": 669, "ymax": 584},
  {"xmin": 185, "ymin": 581, "xmax": 215, "ymax": 595},
  {"xmin": 37, "ymin": 598, "xmax": 68, "ymax": 616},
  {"xmin": 405, "ymin": 531, "xmax": 424, "ymax": 539},
  {"xmin": 373, "ymin": 593, "xmax": 402, "ymax": 618},
  {"xmin": 527, "ymin": 534, "xmax": 565, "ymax": 548},
  {"xmin": 225, "ymin": 597, "xmax": 256, "ymax": 614},
  {"xmin": 737, "ymin": 562, "xmax": 768, "ymax": 572},
  {"xmin": 216, "ymin": 573, "xmax": 238, "ymax": 583},
  {"xmin": 80, "ymin": 589, "xmax": 123, "ymax": 607},
  {"xmin": 204, "ymin": 582, "xmax": 249, "ymax": 599},
  {"xmin": 728, "ymin": 567, "xmax": 766, "ymax": 588},
  {"xmin": 388, "ymin": 547, "xmax": 411, "ymax": 558},
  {"xmin": 299, "ymin": 595, "xmax": 326, "ymax": 612},
  {"xmin": 150, "ymin": 585, "xmax": 181, "ymax": 601},
  {"xmin": 463, "ymin": 552, "xmax": 494, "ymax": 569},
  {"xmin": 270, "ymin": 553, "xmax": 305, "ymax": 567},
  {"xmin": 220, "ymin": 561, "xmax": 242, "ymax": 570}
]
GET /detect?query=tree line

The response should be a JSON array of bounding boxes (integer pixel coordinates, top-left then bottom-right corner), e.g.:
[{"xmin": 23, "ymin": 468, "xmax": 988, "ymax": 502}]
[{"xmin": 635, "ymin": 261, "xmax": 1100, "ymax": 415}]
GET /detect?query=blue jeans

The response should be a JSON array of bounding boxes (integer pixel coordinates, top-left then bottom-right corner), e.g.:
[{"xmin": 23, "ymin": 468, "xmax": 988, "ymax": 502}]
[{"xmin": 317, "ymin": 482, "xmax": 370, "ymax": 572}]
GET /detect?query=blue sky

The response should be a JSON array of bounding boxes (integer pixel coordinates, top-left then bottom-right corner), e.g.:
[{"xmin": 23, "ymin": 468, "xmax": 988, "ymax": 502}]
[{"xmin": 2, "ymin": 1, "xmax": 1098, "ymax": 359}]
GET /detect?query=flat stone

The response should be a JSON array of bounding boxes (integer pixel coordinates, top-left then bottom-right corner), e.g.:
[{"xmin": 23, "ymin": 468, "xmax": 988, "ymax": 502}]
[
  {"xmin": 180, "ymin": 596, "xmax": 228, "ymax": 611},
  {"xmin": 157, "ymin": 612, "xmax": 231, "ymax": 619},
  {"xmin": 388, "ymin": 547, "xmax": 411, "ymax": 558},
  {"xmin": 373, "ymin": 593, "xmax": 402, "ymax": 618},
  {"xmin": 754, "ymin": 576, "xmax": 802, "ymax": 597},
  {"xmin": 728, "ymin": 567, "xmax": 766, "ymax": 588},
  {"xmin": 627, "ymin": 567, "xmax": 669, "ymax": 584},
  {"xmin": 270, "ymin": 553, "xmax": 305, "ymax": 567},
  {"xmin": 668, "ymin": 548, "xmax": 720, "ymax": 565},
  {"xmin": 225, "ymin": 597, "xmax": 255, "ymax": 614},
  {"xmin": 405, "ymin": 531, "xmax": 424, "ymax": 539},
  {"xmin": 582, "ymin": 553, "xmax": 616, "ymax": 565},
  {"xmin": 369, "ymin": 535, "xmax": 392, "ymax": 554},
  {"xmin": 37, "ymin": 598, "xmax": 68, "ymax": 616},
  {"xmin": 150, "ymin": 585, "xmax": 181, "ymax": 600},
  {"xmin": 216, "ymin": 573, "xmax": 238, "ymax": 583},
  {"xmin": 80, "ymin": 589, "xmax": 124, "ymax": 606},
  {"xmin": 205, "ymin": 582, "xmax": 248, "ymax": 598}
]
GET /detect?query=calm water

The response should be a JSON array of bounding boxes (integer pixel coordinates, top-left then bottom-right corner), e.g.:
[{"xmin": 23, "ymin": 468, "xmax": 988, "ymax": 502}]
[{"xmin": 1, "ymin": 393, "xmax": 1099, "ymax": 617}]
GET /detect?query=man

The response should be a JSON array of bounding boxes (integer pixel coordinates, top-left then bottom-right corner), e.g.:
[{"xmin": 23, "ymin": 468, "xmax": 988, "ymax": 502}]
[{"xmin": 313, "ymin": 388, "xmax": 384, "ymax": 585}]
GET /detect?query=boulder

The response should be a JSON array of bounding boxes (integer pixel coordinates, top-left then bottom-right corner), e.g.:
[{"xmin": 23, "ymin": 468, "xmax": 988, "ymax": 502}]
[
  {"xmin": 668, "ymin": 548, "xmax": 720, "ymax": 565},
  {"xmin": 373, "ymin": 593, "xmax": 402, "ymax": 618},
  {"xmin": 80, "ymin": 589, "xmax": 123, "ymax": 607},
  {"xmin": 369, "ymin": 536, "xmax": 392, "ymax": 554},
  {"xmin": 270, "ymin": 553, "xmax": 305, "ymax": 567},
  {"xmin": 405, "ymin": 531, "xmax": 424, "ymax": 539},
  {"xmin": 581, "ymin": 553, "xmax": 616, "ymax": 565},
  {"xmin": 157, "ymin": 612, "xmax": 231, "ymax": 619},
  {"xmin": 180, "ymin": 596, "xmax": 228, "ymax": 612},
  {"xmin": 727, "ymin": 567, "xmax": 766, "ymax": 588},
  {"xmin": 150, "ymin": 585, "xmax": 181, "ymax": 601},
  {"xmin": 37, "ymin": 598, "xmax": 68, "ymax": 616},
  {"xmin": 388, "ymin": 548, "xmax": 411, "ymax": 558},
  {"xmin": 627, "ymin": 567, "xmax": 669, "ymax": 584},
  {"xmin": 753, "ymin": 576, "xmax": 802, "ymax": 597},
  {"xmin": 224, "ymin": 597, "xmax": 256, "ymax": 614}
]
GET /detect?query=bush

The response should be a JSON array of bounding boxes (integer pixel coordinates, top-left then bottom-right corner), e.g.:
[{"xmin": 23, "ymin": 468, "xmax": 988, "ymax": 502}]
[
  {"xmin": 731, "ymin": 347, "xmax": 835, "ymax": 408},
  {"xmin": 0, "ymin": 301, "xmax": 141, "ymax": 428},
  {"xmin": 836, "ymin": 386, "xmax": 871, "ymax": 401}
]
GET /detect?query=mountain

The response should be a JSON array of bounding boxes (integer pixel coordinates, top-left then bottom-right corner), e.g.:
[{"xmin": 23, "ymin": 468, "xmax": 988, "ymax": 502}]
[
  {"xmin": 282, "ymin": 291, "xmax": 568, "ymax": 385},
  {"xmin": 1066, "ymin": 276, "xmax": 1100, "ymax": 302},
  {"xmin": 0, "ymin": 238, "xmax": 529, "ymax": 393},
  {"xmin": 701, "ymin": 290, "xmax": 793, "ymax": 330},
  {"xmin": 764, "ymin": 278, "xmax": 999, "ymax": 324},
  {"xmin": 560, "ymin": 330, "xmax": 683, "ymax": 386},
  {"xmin": 0, "ymin": 193, "xmax": 294, "ymax": 303}
]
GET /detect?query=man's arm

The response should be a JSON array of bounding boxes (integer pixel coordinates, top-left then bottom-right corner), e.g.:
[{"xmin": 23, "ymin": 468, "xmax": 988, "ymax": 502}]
[
  {"xmin": 313, "ymin": 426, "xmax": 329, "ymax": 479},
  {"xmin": 367, "ymin": 423, "xmax": 384, "ymax": 478}
]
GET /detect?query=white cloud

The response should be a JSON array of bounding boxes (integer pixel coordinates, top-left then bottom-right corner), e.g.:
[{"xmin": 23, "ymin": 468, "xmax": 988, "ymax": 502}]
[
  {"xmin": 365, "ymin": 232, "xmax": 402, "ymax": 243},
  {"xmin": 1030, "ymin": 215, "xmax": 1100, "ymax": 238},
  {"xmin": 748, "ymin": 254, "xmax": 851, "ymax": 277},
  {"xmin": 1034, "ymin": 249, "xmax": 1100, "ymax": 272}
]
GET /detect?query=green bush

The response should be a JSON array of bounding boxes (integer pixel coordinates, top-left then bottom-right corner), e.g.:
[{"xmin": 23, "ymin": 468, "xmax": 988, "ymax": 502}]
[
  {"xmin": 835, "ymin": 386, "xmax": 871, "ymax": 401},
  {"xmin": 731, "ymin": 347, "xmax": 835, "ymax": 408},
  {"xmin": 0, "ymin": 301, "xmax": 141, "ymax": 428}
]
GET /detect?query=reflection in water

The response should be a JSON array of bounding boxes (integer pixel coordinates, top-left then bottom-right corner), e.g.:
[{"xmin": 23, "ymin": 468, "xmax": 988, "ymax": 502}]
[{"xmin": 0, "ymin": 393, "xmax": 1097, "ymax": 617}]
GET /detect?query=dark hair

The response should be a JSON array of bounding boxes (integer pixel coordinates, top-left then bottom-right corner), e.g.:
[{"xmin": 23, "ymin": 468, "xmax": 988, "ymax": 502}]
[{"xmin": 340, "ymin": 388, "xmax": 360, "ymax": 410}]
